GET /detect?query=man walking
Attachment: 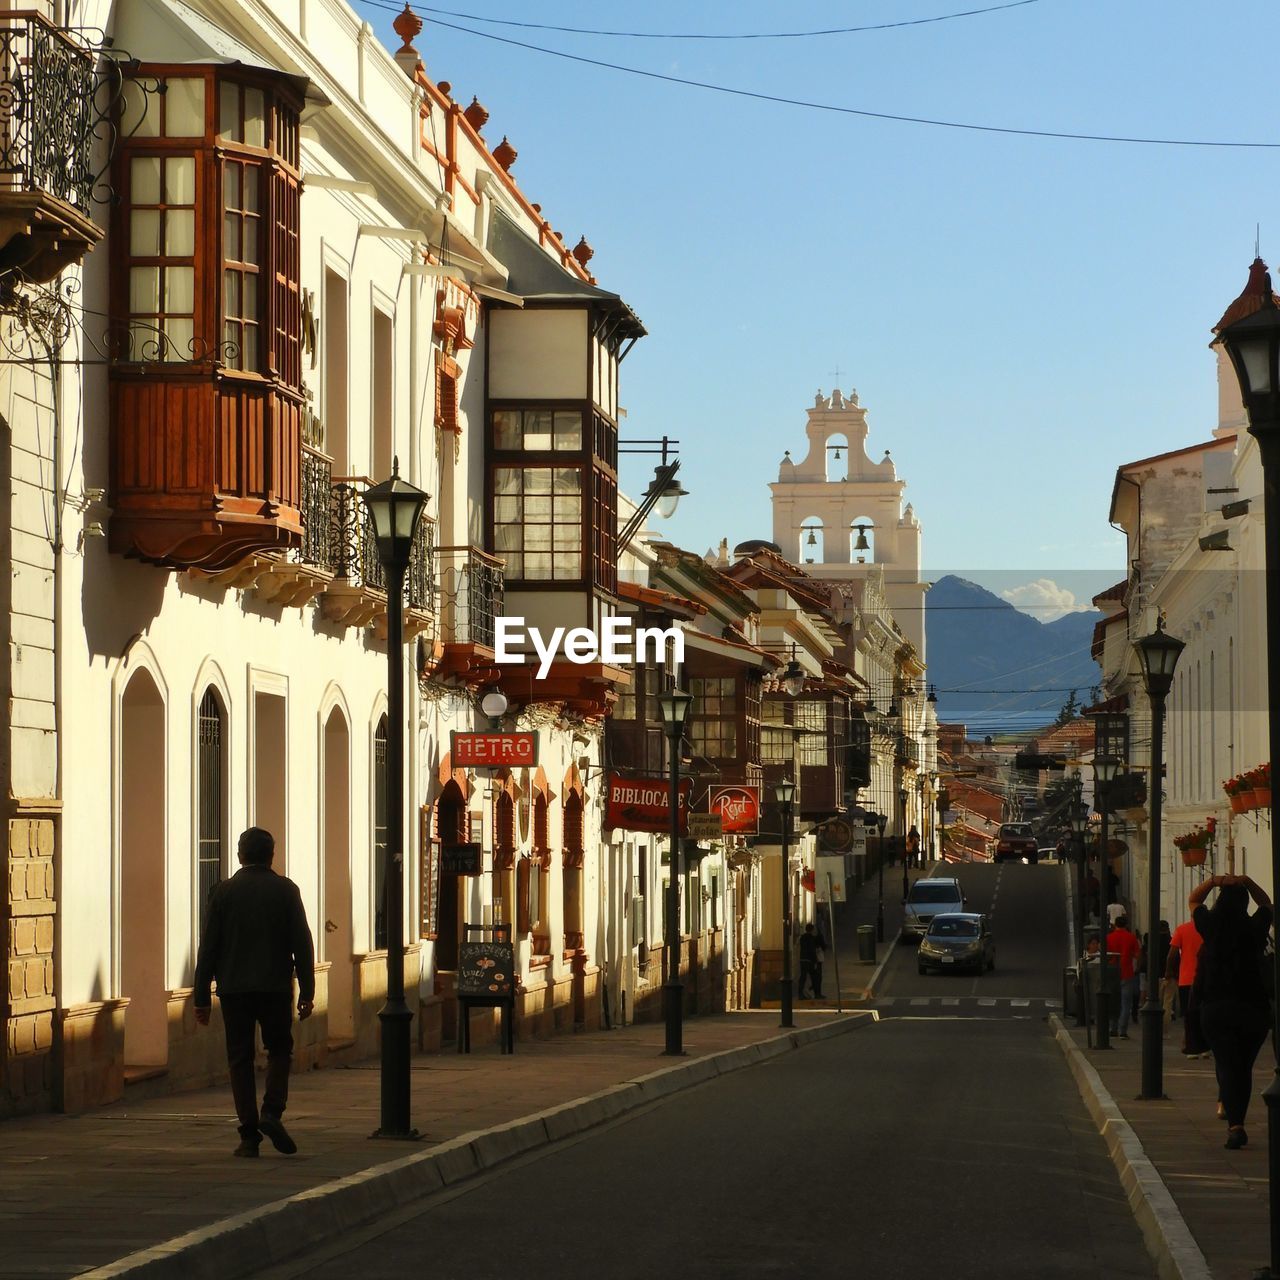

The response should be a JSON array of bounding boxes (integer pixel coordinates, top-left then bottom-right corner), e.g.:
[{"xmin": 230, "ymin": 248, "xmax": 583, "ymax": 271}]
[
  {"xmin": 798, "ymin": 923, "xmax": 825, "ymax": 1000},
  {"xmin": 194, "ymin": 827, "xmax": 315, "ymax": 1157},
  {"xmin": 1107, "ymin": 913, "xmax": 1143, "ymax": 1040}
]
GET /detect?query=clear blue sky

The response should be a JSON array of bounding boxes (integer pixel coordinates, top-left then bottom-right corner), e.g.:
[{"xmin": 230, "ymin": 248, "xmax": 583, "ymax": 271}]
[{"xmin": 354, "ymin": 0, "xmax": 1279, "ymax": 614}]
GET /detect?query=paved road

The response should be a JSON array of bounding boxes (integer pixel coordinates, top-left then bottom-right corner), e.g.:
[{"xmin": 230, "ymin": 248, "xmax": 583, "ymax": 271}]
[{"xmin": 257, "ymin": 860, "xmax": 1154, "ymax": 1280}]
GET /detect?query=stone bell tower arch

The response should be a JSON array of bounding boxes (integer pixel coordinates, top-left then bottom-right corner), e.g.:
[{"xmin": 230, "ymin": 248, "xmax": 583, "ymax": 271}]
[{"xmin": 769, "ymin": 386, "xmax": 925, "ymax": 656}]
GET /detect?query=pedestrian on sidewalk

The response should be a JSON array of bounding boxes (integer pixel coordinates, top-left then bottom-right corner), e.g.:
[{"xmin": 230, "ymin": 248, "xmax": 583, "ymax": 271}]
[
  {"xmin": 797, "ymin": 923, "xmax": 825, "ymax": 999},
  {"xmin": 906, "ymin": 826, "xmax": 921, "ymax": 869},
  {"xmin": 1107, "ymin": 914, "xmax": 1142, "ymax": 1039},
  {"xmin": 1166, "ymin": 916, "xmax": 1208, "ymax": 1055},
  {"xmin": 1189, "ymin": 873, "xmax": 1273, "ymax": 1150},
  {"xmin": 194, "ymin": 827, "xmax": 316, "ymax": 1159}
]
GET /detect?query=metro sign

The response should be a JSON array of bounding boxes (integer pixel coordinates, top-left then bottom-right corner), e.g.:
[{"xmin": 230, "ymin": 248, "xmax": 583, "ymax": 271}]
[
  {"xmin": 708, "ymin": 785, "xmax": 760, "ymax": 835},
  {"xmin": 451, "ymin": 731, "xmax": 539, "ymax": 769}
]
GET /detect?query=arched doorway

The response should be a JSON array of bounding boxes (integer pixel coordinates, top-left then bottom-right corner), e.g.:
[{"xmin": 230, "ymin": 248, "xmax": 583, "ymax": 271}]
[
  {"xmin": 323, "ymin": 706, "xmax": 353, "ymax": 1041},
  {"xmin": 120, "ymin": 668, "xmax": 167, "ymax": 1070},
  {"xmin": 563, "ymin": 791, "xmax": 584, "ymax": 950},
  {"xmin": 435, "ymin": 780, "xmax": 466, "ymax": 969}
]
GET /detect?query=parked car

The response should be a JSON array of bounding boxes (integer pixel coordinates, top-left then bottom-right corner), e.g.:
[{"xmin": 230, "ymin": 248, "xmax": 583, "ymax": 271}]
[
  {"xmin": 918, "ymin": 913, "xmax": 995, "ymax": 975},
  {"xmin": 1037, "ymin": 846, "xmax": 1059, "ymax": 863},
  {"xmin": 993, "ymin": 822, "xmax": 1038, "ymax": 864},
  {"xmin": 901, "ymin": 876, "xmax": 966, "ymax": 940}
]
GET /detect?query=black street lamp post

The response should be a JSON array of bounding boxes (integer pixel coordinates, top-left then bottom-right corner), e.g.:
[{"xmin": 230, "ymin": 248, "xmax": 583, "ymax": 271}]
[
  {"xmin": 658, "ymin": 688, "xmax": 693, "ymax": 1056},
  {"xmin": 362, "ymin": 462, "xmax": 429, "ymax": 1140},
  {"xmin": 899, "ymin": 785, "xmax": 910, "ymax": 900},
  {"xmin": 872, "ymin": 810, "xmax": 888, "ymax": 942},
  {"xmin": 1093, "ymin": 755, "xmax": 1120, "ymax": 1051},
  {"xmin": 776, "ymin": 778, "xmax": 796, "ymax": 1028},
  {"xmin": 1214, "ymin": 267, "xmax": 1280, "ymax": 1276},
  {"xmin": 1069, "ymin": 797, "xmax": 1089, "ymax": 1028},
  {"xmin": 1134, "ymin": 617, "xmax": 1185, "ymax": 1101}
]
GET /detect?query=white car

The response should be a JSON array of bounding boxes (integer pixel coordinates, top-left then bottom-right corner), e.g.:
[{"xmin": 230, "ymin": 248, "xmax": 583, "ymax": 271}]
[{"xmin": 901, "ymin": 876, "xmax": 966, "ymax": 940}]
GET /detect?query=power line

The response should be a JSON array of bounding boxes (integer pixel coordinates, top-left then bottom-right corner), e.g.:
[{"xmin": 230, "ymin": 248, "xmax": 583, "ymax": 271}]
[
  {"xmin": 386, "ymin": 0, "xmax": 1046, "ymax": 41},
  {"xmin": 373, "ymin": 8, "xmax": 1280, "ymax": 149}
]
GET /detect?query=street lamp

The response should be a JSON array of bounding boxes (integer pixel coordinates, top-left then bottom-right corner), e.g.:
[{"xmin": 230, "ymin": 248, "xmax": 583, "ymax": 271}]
[
  {"xmin": 866, "ymin": 809, "xmax": 888, "ymax": 942},
  {"xmin": 657, "ymin": 687, "xmax": 693, "ymax": 1056},
  {"xmin": 1134, "ymin": 616, "xmax": 1185, "ymax": 1101},
  {"xmin": 1069, "ymin": 795, "xmax": 1090, "ymax": 1030},
  {"xmin": 362, "ymin": 460, "xmax": 429, "ymax": 1139},
  {"xmin": 775, "ymin": 778, "xmax": 797, "ymax": 1028},
  {"xmin": 1216, "ymin": 268, "xmax": 1280, "ymax": 1276},
  {"xmin": 1093, "ymin": 754, "xmax": 1121, "ymax": 1051},
  {"xmin": 899, "ymin": 785, "xmax": 910, "ymax": 901}
]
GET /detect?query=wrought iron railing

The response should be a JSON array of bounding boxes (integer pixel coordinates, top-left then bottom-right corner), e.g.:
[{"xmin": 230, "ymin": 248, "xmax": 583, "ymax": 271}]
[
  {"xmin": 436, "ymin": 545, "xmax": 504, "ymax": 649},
  {"xmin": 0, "ymin": 14, "xmax": 95, "ymax": 212},
  {"xmin": 296, "ymin": 446, "xmax": 333, "ymax": 569},
  {"xmin": 330, "ymin": 476, "xmax": 434, "ymax": 610}
]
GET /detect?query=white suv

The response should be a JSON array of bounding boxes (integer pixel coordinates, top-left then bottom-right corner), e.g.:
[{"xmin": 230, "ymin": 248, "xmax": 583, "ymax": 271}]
[{"xmin": 901, "ymin": 877, "xmax": 965, "ymax": 940}]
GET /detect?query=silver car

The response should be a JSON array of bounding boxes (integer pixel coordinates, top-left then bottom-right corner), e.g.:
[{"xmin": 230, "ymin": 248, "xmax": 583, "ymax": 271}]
[
  {"xmin": 917, "ymin": 913, "xmax": 995, "ymax": 975},
  {"xmin": 900, "ymin": 876, "xmax": 965, "ymax": 940}
]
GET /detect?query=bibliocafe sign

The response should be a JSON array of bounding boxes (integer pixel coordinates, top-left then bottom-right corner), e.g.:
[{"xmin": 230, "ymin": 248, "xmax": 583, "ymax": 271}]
[{"xmin": 603, "ymin": 772, "xmax": 692, "ymax": 834}]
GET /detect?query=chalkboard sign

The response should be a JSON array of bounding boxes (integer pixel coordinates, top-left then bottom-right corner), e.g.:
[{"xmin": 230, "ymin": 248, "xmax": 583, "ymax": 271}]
[
  {"xmin": 458, "ymin": 939, "xmax": 515, "ymax": 998},
  {"xmin": 442, "ymin": 842, "xmax": 482, "ymax": 875}
]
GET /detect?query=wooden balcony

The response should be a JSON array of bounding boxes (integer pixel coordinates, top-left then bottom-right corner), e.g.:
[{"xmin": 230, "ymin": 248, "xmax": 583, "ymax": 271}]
[
  {"xmin": 431, "ymin": 545, "xmax": 504, "ymax": 684},
  {"xmin": 109, "ymin": 372, "xmax": 304, "ymax": 571}
]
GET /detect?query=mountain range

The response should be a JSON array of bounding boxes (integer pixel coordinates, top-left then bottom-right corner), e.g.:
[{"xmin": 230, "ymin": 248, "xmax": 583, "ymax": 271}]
[{"xmin": 924, "ymin": 575, "xmax": 1102, "ymax": 737}]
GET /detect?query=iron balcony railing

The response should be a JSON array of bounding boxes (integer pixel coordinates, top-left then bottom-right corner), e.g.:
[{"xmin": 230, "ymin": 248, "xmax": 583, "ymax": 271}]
[
  {"xmin": 330, "ymin": 476, "xmax": 434, "ymax": 611},
  {"xmin": 436, "ymin": 545, "xmax": 504, "ymax": 649},
  {"xmin": 296, "ymin": 446, "xmax": 333, "ymax": 569},
  {"xmin": 0, "ymin": 13, "xmax": 95, "ymax": 212}
]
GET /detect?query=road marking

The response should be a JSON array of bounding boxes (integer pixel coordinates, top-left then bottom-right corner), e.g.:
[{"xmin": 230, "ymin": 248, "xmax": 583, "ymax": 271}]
[
  {"xmin": 1011, "ymin": 998, "xmax": 1030, "ymax": 1007},
  {"xmin": 941, "ymin": 997, "xmax": 960, "ymax": 1006},
  {"xmin": 977, "ymin": 997, "xmax": 996, "ymax": 1006},
  {"xmin": 910, "ymin": 997, "xmax": 930, "ymax": 1006},
  {"xmin": 877, "ymin": 996, "xmax": 896, "ymax": 1006}
]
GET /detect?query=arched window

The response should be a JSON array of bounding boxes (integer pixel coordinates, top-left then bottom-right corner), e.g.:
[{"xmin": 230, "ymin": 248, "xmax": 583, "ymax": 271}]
[
  {"xmin": 800, "ymin": 518, "xmax": 823, "ymax": 565},
  {"xmin": 373, "ymin": 716, "xmax": 388, "ymax": 948},
  {"xmin": 196, "ymin": 687, "xmax": 226, "ymax": 938},
  {"xmin": 493, "ymin": 789, "xmax": 515, "ymax": 926},
  {"xmin": 850, "ymin": 518, "xmax": 875, "ymax": 563},
  {"xmin": 563, "ymin": 791, "xmax": 584, "ymax": 950}
]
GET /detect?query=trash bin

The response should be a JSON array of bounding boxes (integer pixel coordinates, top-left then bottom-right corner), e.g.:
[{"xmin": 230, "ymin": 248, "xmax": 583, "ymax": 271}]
[
  {"xmin": 857, "ymin": 924, "xmax": 876, "ymax": 963},
  {"xmin": 1062, "ymin": 966, "xmax": 1079, "ymax": 1019},
  {"xmin": 1085, "ymin": 954, "xmax": 1120, "ymax": 1025}
]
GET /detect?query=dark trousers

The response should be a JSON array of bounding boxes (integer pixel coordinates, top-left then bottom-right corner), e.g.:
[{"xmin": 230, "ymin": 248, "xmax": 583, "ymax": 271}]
[
  {"xmin": 1199, "ymin": 998, "xmax": 1271, "ymax": 1128},
  {"xmin": 799, "ymin": 961, "xmax": 823, "ymax": 998},
  {"xmin": 219, "ymin": 992, "xmax": 294, "ymax": 1140},
  {"xmin": 1178, "ymin": 985, "xmax": 1208, "ymax": 1055}
]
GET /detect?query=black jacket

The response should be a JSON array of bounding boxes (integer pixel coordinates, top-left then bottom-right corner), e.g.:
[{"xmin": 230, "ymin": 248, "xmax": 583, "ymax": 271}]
[{"xmin": 194, "ymin": 864, "xmax": 315, "ymax": 1006}]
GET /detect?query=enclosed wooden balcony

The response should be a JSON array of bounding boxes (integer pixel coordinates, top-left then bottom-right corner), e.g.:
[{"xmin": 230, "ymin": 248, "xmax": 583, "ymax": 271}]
[{"xmin": 0, "ymin": 13, "xmax": 102, "ymax": 285}]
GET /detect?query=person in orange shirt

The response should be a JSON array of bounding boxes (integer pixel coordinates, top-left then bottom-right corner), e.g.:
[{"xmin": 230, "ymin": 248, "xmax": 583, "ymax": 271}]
[
  {"xmin": 1167, "ymin": 916, "xmax": 1208, "ymax": 1057},
  {"xmin": 1107, "ymin": 914, "xmax": 1143, "ymax": 1039}
]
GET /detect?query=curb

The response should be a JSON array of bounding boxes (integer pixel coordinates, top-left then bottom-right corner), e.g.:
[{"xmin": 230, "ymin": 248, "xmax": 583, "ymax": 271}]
[
  {"xmin": 81, "ymin": 1014, "xmax": 875, "ymax": 1279},
  {"xmin": 1048, "ymin": 1015, "xmax": 1212, "ymax": 1280}
]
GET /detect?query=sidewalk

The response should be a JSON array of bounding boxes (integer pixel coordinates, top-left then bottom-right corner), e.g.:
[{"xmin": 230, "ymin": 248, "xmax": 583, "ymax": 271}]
[
  {"xmin": 1, "ymin": 1008, "xmax": 870, "ymax": 1279},
  {"xmin": 1055, "ymin": 1015, "xmax": 1268, "ymax": 1278}
]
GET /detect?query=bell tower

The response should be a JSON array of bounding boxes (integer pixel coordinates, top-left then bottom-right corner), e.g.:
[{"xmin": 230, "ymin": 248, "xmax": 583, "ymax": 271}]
[{"xmin": 769, "ymin": 386, "xmax": 926, "ymax": 656}]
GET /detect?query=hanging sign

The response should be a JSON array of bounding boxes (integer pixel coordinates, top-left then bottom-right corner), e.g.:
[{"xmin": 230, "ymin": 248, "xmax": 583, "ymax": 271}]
[
  {"xmin": 451, "ymin": 731, "xmax": 539, "ymax": 769},
  {"xmin": 708, "ymin": 786, "xmax": 760, "ymax": 835},
  {"xmin": 603, "ymin": 772, "xmax": 692, "ymax": 834},
  {"xmin": 687, "ymin": 813, "xmax": 723, "ymax": 841},
  {"xmin": 441, "ymin": 842, "xmax": 483, "ymax": 875}
]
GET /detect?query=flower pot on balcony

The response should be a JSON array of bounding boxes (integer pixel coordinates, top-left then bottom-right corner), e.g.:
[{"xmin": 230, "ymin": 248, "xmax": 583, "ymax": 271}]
[
  {"xmin": 1255, "ymin": 786, "xmax": 1272, "ymax": 810},
  {"xmin": 1230, "ymin": 791, "xmax": 1249, "ymax": 815},
  {"xmin": 1180, "ymin": 847, "xmax": 1208, "ymax": 866}
]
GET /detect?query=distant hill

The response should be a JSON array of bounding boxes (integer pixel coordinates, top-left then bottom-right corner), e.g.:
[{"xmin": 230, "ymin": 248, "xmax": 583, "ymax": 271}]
[{"xmin": 925, "ymin": 576, "xmax": 1102, "ymax": 738}]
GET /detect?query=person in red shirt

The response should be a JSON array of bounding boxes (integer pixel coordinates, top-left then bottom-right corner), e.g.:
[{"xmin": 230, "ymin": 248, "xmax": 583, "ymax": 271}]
[
  {"xmin": 1107, "ymin": 914, "xmax": 1143, "ymax": 1039},
  {"xmin": 1166, "ymin": 917, "xmax": 1208, "ymax": 1056}
]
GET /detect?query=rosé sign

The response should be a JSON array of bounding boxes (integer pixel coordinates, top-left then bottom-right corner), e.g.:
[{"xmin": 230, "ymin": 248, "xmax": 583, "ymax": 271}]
[{"xmin": 709, "ymin": 786, "xmax": 760, "ymax": 835}]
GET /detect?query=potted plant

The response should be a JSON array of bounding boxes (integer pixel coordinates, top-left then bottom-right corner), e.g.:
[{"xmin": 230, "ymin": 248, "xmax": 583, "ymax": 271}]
[
  {"xmin": 1224, "ymin": 773, "xmax": 1249, "ymax": 815},
  {"xmin": 1255, "ymin": 763, "xmax": 1272, "ymax": 810},
  {"xmin": 1174, "ymin": 828, "xmax": 1211, "ymax": 866}
]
